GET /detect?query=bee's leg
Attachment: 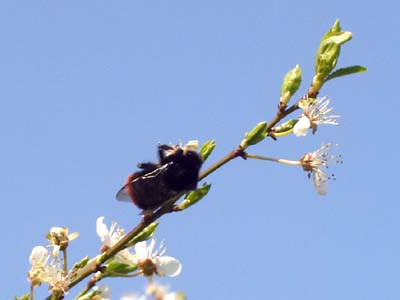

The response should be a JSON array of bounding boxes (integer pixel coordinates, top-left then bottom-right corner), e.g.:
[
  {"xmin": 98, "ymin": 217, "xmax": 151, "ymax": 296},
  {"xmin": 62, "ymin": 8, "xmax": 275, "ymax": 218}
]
[
  {"xmin": 137, "ymin": 162, "xmax": 159, "ymax": 172},
  {"xmin": 158, "ymin": 144, "xmax": 175, "ymax": 161},
  {"xmin": 140, "ymin": 209, "xmax": 154, "ymax": 221}
]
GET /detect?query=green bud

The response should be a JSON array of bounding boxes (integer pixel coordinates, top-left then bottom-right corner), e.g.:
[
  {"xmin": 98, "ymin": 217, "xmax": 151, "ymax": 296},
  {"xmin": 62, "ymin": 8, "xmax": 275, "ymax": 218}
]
[
  {"xmin": 316, "ymin": 43, "xmax": 340, "ymax": 76},
  {"xmin": 315, "ymin": 20, "xmax": 352, "ymax": 80},
  {"xmin": 200, "ymin": 140, "xmax": 216, "ymax": 162},
  {"xmin": 241, "ymin": 121, "xmax": 267, "ymax": 148},
  {"xmin": 127, "ymin": 222, "xmax": 159, "ymax": 246},
  {"xmin": 311, "ymin": 73, "xmax": 325, "ymax": 93},
  {"xmin": 280, "ymin": 65, "xmax": 302, "ymax": 106},
  {"xmin": 104, "ymin": 259, "xmax": 138, "ymax": 276},
  {"xmin": 176, "ymin": 183, "xmax": 211, "ymax": 210}
]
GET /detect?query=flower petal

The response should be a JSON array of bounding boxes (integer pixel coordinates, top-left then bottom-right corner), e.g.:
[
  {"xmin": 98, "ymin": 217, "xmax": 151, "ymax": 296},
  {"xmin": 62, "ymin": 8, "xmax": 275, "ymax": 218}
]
[
  {"xmin": 156, "ymin": 256, "xmax": 182, "ymax": 277},
  {"xmin": 29, "ymin": 246, "xmax": 48, "ymax": 265},
  {"xmin": 96, "ymin": 216, "xmax": 111, "ymax": 246},
  {"xmin": 52, "ymin": 245, "xmax": 61, "ymax": 257},
  {"xmin": 134, "ymin": 241, "xmax": 148, "ymax": 259},
  {"xmin": 115, "ymin": 248, "xmax": 136, "ymax": 265},
  {"xmin": 293, "ymin": 116, "xmax": 311, "ymax": 136},
  {"xmin": 313, "ymin": 170, "xmax": 327, "ymax": 195}
]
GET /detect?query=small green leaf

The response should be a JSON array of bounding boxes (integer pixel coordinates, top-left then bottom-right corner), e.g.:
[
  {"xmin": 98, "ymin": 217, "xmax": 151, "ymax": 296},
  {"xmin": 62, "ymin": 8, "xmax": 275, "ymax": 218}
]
[
  {"xmin": 127, "ymin": 222, "xmax": 159, "ymax": 246},
  {"xmin": 320, "ymin": 19, "xmax": 342, "ymax": 42},
  {"xmin": 71, "ymin": 256, "xmax": 89, "ymax": 271},
  {"xmin": 325, "ymin": 65, "xmax": 367, "ymax": 81},
  {"xmin": 200, "ymin": 140, "xmax": 216, "ymax": 162},
  {"xmin": 177, "ymin": 183, "xmax": 211, "ymax": 210}
]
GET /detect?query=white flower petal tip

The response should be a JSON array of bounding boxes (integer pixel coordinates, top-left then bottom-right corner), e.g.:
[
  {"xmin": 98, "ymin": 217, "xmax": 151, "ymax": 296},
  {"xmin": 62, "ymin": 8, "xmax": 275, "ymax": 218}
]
[
  {"xmin": 96, "ymin": 216, "xmax": 110, "ymax": 245},
  {"xmin": 29, "ymin": 246, "xmax": 49, "ymax": 265},
  {"xmin": 156, "ymin": 256, "xmax": 182, "ymax": 277},
  {"xmin": 135, "ymin": 239, "xmax": 181, "ymax": 278}
]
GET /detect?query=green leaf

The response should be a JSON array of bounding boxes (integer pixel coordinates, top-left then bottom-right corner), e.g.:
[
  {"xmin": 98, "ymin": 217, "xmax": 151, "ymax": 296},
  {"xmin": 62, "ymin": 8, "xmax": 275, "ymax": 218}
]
[
  {"xmin": 200, "ymin": 140, "xmax": 216, "ymax": 162},
  {"xmin": 177, "ymin": 183, "xmax": 211, "ymax": 210},
  {"xmin": 127, "ymin": 222, "xmax": 159, "ymax": 246},
  {"xmin": 325, "ymin": 65, "xmax": 367, "ymax": 81}
]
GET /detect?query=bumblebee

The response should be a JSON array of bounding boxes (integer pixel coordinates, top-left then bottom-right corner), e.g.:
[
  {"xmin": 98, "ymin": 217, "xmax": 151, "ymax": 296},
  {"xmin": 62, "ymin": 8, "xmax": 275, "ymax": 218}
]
[{"xmin": 116, "ymin": 143, "xmax": 203, "ymax": 210}]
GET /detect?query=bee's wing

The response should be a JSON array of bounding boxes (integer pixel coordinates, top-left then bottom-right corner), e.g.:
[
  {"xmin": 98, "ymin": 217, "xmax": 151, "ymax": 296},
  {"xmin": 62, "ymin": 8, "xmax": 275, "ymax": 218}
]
[
  {"xmin": 116, "ymin": 185, "xmax": 132, "ymax": 202},
  {"xmin": 115, "ymin": 163, "xmax": 172, "ymax": 202}
]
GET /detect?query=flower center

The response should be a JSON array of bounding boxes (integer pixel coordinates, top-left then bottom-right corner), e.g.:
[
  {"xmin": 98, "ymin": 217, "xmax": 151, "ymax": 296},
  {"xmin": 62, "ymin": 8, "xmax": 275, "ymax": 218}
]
[{"xmin": 139, "ymin": 258, "xmax": 157, "ymax": 277}]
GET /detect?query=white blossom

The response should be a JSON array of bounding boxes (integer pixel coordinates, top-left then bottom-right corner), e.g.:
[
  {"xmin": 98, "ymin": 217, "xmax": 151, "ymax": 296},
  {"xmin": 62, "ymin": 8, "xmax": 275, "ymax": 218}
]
[
  {"xmin": 28, "ymin": 246, "xmax": 67, "ymax": 293},
  {"xmin": 293, "ymin": 96, "xmax": 339, "ymax": 136},
  {"xmin": 300, "ymin": 142, "xmax": 341, "ymax": 195},
  {"xmin": 47, "ymin": 226, "xmax": 79, "ymax": 256},
  {"xmin": 135, "ymin": 239, "xmax": 181, "ymax": 277},
  {"xmin": 96, "ymin": 216, "xmax": 123, "ymax": 247},
  {"xmin": 96, "ymin": 216, "xmax": 135, "ymax": 265}
]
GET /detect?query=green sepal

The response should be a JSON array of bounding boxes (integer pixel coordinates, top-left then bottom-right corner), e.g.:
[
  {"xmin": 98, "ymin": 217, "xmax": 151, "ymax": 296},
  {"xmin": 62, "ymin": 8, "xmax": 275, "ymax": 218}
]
[
  {"xmin": 200, "ymin": 140, "xmax": 216, "ymax": 162},
  {"xmin": 325, "ymin": 65, "xmax": 367, "ymax": 81},
  {"xmin": 14, "ymin": 294, "xmax": 30, "ymax": 300},
  {"xmin": 127, "ymin": 222, "xmax": 159, "ymax": 246},
  {"xmin": 273, "ymin": 119, "xmax": 297, "ymax": 135},
  {"xmin": 241, "ymin": 121, "xmax": 267, "ymax": 147},
  {"xmin": 177, "ymin": 183, "xmax": 211, "ymax": 210},
  {"xmin": 280, "ymin": 65, "xmax": 302, "ymax": 106},
  {"xmin": 104, "ymin": 259, "xmax": 138, "ymax": 276}
]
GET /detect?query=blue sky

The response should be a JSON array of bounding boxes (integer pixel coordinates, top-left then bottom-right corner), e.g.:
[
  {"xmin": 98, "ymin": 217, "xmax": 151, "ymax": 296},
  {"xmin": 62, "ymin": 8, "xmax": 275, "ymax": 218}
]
[{"xmin": 1, "ymin": 1, "xmax": 398, "ymax": 300}]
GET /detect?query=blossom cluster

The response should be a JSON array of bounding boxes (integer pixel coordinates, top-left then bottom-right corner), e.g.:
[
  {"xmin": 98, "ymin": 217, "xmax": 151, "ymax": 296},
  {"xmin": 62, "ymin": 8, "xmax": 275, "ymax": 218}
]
[
  {"xmin": 96, "ymin": 216, "xmax": 182, "ymax": 278},
  {"xmin": 28, "ymin": 245, "xmax": 67, "ymax": 293},
  {"xmin": 26, "ymin": 218, "xmax": 182, "ymax": 300}
]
